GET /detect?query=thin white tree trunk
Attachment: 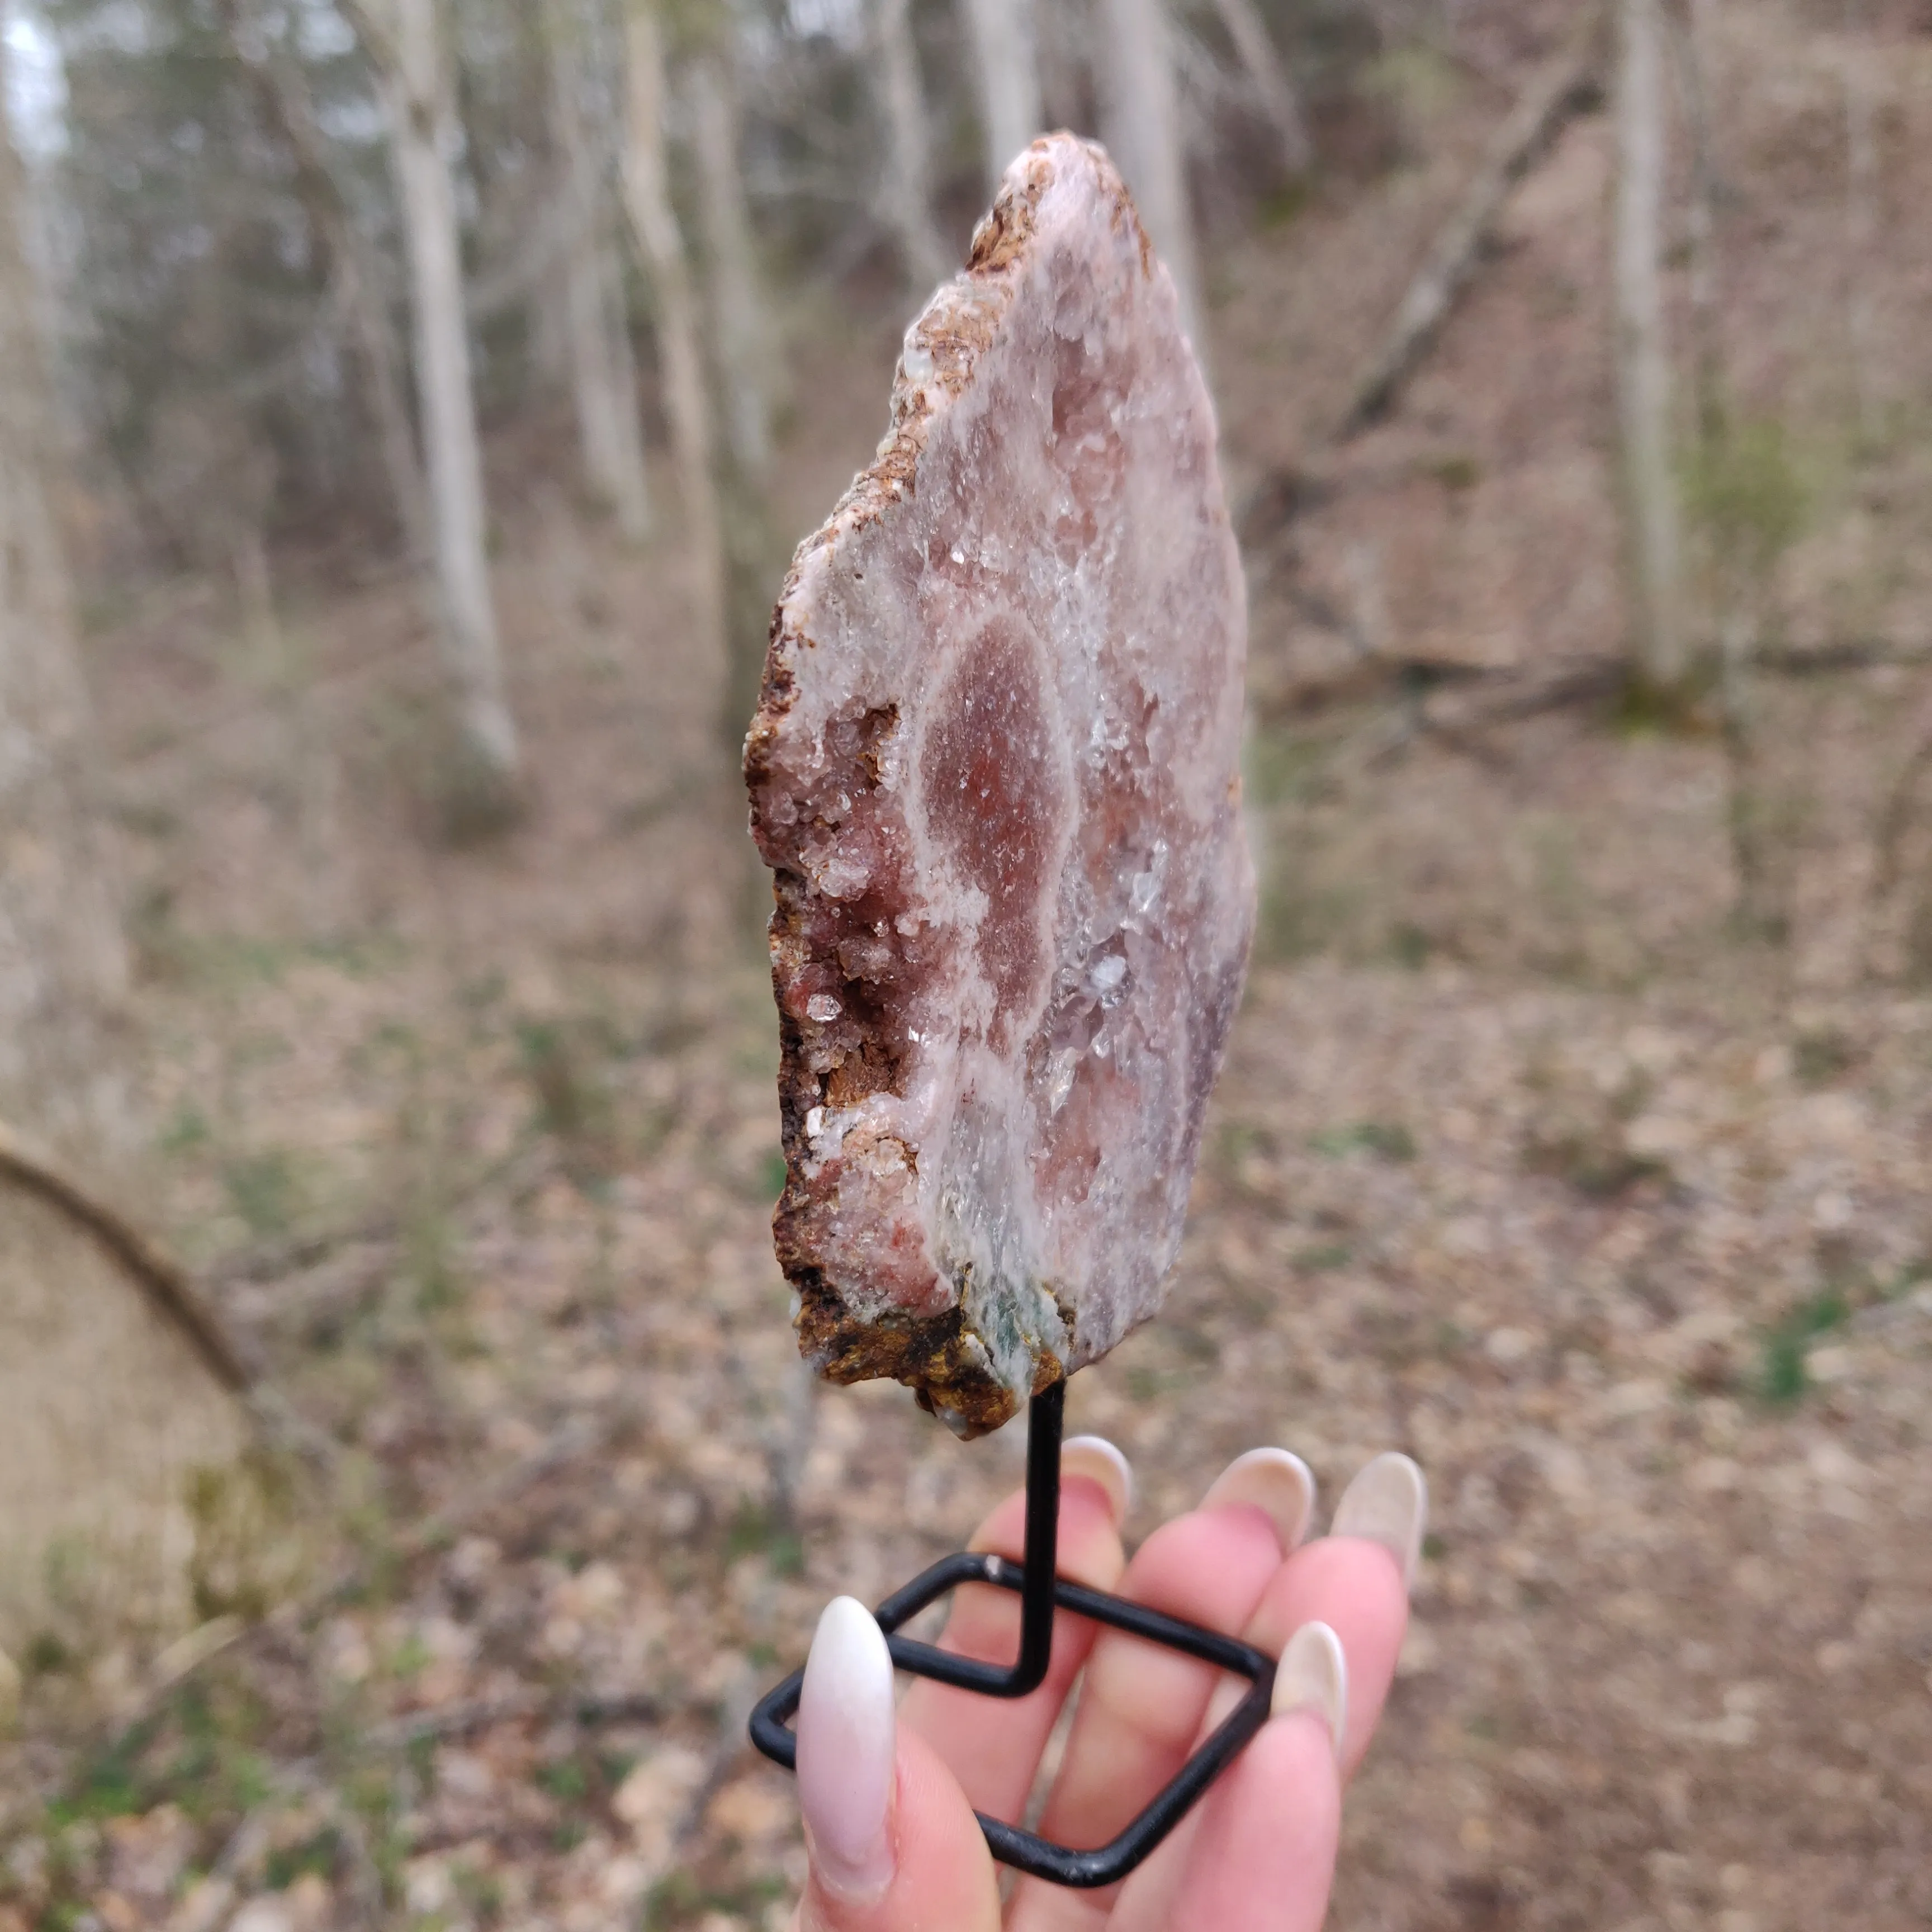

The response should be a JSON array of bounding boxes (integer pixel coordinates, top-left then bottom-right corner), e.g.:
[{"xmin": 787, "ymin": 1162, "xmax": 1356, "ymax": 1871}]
[
  {"xmin": 220, "ymin": 0, "xmax": 430, "ymax": 564},
  {"xmin": 685, "ymin": 41, "xmax": 789, "ymax": 746},
  {"xmin": 1096, "ymin": 0, "xmax": 1202, "ymax": 348},
  {"xmin": 960, "ymin": 0, "xmax": 1043, "ymax": 187},
  {"xmin": 1340, "ymin": 10, "xmax": 1603, "ymax": 437},
  {"xmin": 233, "ymin": 527, "xmax": 345, "ymax": 935},
  {"xmin": 1843, "ymin": 0, "xmax": 1881, "ymax": 444},
  {"xmin": 1668, "ymin": 0, "xmax": 1723, "ymax": 446},
  {"xmin": 0, "ymin": 103, "xmax": 129, "ymax": 1167},
  {"xmin": 1613, "ymin": 0, "xmax": 1684, "ymax": 694},
  {"xmin": 872, "ymin": 0, "xmax": 952, "ymax": 293},
  {"xmin": 1717, "ymin": 605, "xmax": 1784, "ymax": 939},
  {"xmin": 688, "ymin": 46, "xmax": 773, "ymax": 477},
  {"xmin": 328, "ymin": 203, "xmax": 432, "ymax": 566},
  {"xmin": 353, "ymin": 0, "xmax": 520, "ymax": 787},
  {"xmin": 1210, "ymin": 0, "xmax": 1311, "ymax": 178},
  {"xmin": 1, "ymin": 79, "xmax": 257, "ymax": 1660},
  {"xmin": 621, "ymin": 0, "xmax": 727, "ymax": 702},
  {"xmin": 549, "ymin": 0, "xmax": 653, "ymax": 542}
]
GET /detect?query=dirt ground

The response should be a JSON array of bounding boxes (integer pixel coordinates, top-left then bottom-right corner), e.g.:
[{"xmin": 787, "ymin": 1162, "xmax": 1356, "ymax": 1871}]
[{"xmin": 6, "ymin": 3, "xmax": 1932, "ymax": 1927}]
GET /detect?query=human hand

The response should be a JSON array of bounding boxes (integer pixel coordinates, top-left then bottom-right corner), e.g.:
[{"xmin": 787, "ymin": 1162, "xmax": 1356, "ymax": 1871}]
[{"xmin": 788, "ymin": 1436, "xmax": 1425, "ymax": 1932}]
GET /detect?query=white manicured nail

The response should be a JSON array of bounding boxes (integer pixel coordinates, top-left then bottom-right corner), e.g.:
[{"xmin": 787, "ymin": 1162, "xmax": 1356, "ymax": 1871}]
[
  {"xmin": 796, "ymin": 1597, "xmax": 896, "ymax": 1903},
  {"xmin": 1063, "ymin": 1436, "xmax": 1133, "ymax": 1526},
  {"xmin": 1202, "ymin": 1447, "xmax": 1317, "ymax": 1553},
  {"xmin": 1332, "ymin": 1452, "xmax": 1428, "ymax": 1589},
  {"xmin": 1271, "ymin": 1621, "xmax": 1348, "ymax": 1762}
]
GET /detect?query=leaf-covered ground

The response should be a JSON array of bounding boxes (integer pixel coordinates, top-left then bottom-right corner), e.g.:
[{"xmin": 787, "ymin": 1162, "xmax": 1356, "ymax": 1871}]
[{"xmin": 8, "ymin": 6, "xmax": 1932, "ymax": 1925}]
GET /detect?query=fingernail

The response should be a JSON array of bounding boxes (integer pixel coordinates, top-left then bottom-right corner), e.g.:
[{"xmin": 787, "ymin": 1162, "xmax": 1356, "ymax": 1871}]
[
  {"xmin": 1271, "ymin": 1620, "xmax": 1348, "ymax": 1763},
  {"xmin": 1202, "ymin": 1447, "xmax": 1317, "ymax": 1554},
  {"xmin": 1332, "ymin": 1452, "xmax": 1428, "ymax": 1589},
  {"xmin": 796, "ymin": 1597, "xmax": 896, "ymax": 1903},
  {"xmin": 1062, "ymin": 1435, "xmax": 1133, "ymax": 1527}
]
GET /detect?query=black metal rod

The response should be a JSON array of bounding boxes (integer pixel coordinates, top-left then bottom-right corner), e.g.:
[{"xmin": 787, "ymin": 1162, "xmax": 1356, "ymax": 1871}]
[
  {"xmin": 1016, "ymin": 1375, "xmax": 1064, "ymax": 1691},
  {"xmin": 882, "ymin": 1376, "xmax": 1063, "ymax": 1697},
  {"xmin": 747, "ymin": 1380, "xmax": 1280, "ymax": 1889}
]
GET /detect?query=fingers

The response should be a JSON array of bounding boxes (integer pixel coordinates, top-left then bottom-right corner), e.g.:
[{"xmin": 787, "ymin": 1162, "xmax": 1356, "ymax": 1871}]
[
  {"xmin": 898, "ymin": 1439, "xmax": 1130, "ymax": 1821},
  {"xmin": 793, "ymin": 1597, "xmax": 1001, "ymax": 1932},
  {"xmin": 1244, "ymin": 1453, "xmax": 1423, "ymax": 1776},
  {"xmin": 1133, "ymin": 1634, "xmax": 1350, "ymax": 1932},
  {"xmin": 1027, "ymin": 1443, "xmax": 1317, "ymax": 1868},
  {"xmin": 809, "ymin": 1442, "xmax": 1425, "ymax": 1932},
  {"xmin": 1108, "ymin": 1455, "xmax": 1422, "ymax": 1932},
  {"xmin": 1332, "ymin": 1450, "xmax": 1428, "ymax": 1589},
  {"xmin": 1007, "ymin": 1498, "xmax": 1292, "ymax": 1931},
  {"xmin": 1062, "ymin": 1434, "xmax": 1133, "ymax": 1524},
  {"xmin": 1200, "ymin": 1446, "xmax": 1318, "ymax": 1553},
  {"xmin": 1271, "ymin": 1620, "xmax": 1349, "ymax": 1757},
  {"xmin": 1167, "ymin": 1702, "xmax": 1345, "ymax": 1932},
  {"xmin": 797, "ymin": 1598, "xmax": 897, "ymax": 1902}
]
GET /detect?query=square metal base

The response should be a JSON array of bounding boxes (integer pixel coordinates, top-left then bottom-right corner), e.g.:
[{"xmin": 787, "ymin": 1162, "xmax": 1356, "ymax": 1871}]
[{"xmin": 748, "ymin": 1384, "xmax": 1278, "ymax": 1888}]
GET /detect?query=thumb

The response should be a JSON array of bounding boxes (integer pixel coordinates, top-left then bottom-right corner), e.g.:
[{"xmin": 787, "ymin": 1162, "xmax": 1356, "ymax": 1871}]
[{"xmin": 794, "ymin": 1597, "xmax": 1002, "ymax": 1932}]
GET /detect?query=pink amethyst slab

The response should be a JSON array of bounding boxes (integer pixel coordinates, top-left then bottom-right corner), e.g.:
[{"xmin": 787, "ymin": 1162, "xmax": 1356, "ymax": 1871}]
[{"xmin": 744, "ymin": 134, "xmax": 1254, "ymax": 1436}]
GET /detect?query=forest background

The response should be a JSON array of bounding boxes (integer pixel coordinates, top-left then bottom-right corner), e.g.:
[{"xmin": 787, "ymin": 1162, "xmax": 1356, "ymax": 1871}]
[{"xmin": 2, "ymin": 0, "xmax": 1931, "ymax": 1927}]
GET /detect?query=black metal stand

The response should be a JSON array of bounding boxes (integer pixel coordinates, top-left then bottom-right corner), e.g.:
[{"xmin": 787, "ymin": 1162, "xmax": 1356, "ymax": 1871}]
[{"xmin": 748, "ymin": 1380, "xmax": 1278, "ymax": 1888}]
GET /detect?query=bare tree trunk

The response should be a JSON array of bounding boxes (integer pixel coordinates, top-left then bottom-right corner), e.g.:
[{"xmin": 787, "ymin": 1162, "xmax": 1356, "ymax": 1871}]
[
  {"xmin": 1096, "ymin": 0, "xmax": 1202, "ymax": 348},
  {"xmin": 1210, "ymin": 0, "xmax": 1312, "ymax": 178},
  {"xmin": 220, "ymin": 0, "xmax": 429, "ymax": 565},
  {"xmin": 1613, "ymin": 0, "xmax": 1685, "ymax": 697},
  {"xmin": 233, "ymin": 527, "xmax": 345, "ymax": 936},
  {"xmin": 688, "ymin": 46, "xmax": 773, "ymax": 477},
  {"xmin": 1666, "ymin": 1, "xmax": 1773, "ymax": 931},
  {"xmin": 960, "ymin": 0, "xmax": 1043, "ymax": 187},
  {"xmin": 871, "ymin": 0, "xmax": 952, "ymax": 293},
  {"xmin": 1842, "ymin": 0, "xmax": 1881, "ymax": 445},
  {"xmin": 0, "ymin": 83, "xmax": 259, "ymax": 1660},
  {"xmin": 548, "ymin": 0, "xmax": 654, "ymax": 543},
  {"xmin": 1668, "ymin": 0, "xmax": 1725, "ymax": 447},
  {"xmin": 620, "ymin": 1, "xmax": 727, "ymax": 719},
  {"xmin": 1035, "ymin": 0, "xmax": 1091, "ymax": 129},
  {"xmin": 1867, "ymin": 685, "xmax": 1932, "ymax": 978},
  {"xmin": 1340, "ymin": 7, "xmax": 1604, "ymax": 438},
  {"xmin": 687, "ymin": 36, "xmax": 788, "ymax": 743},
  {"xmin": 323, "ymin": 219, "xmax": 430, "ymax": 570},
  {"xmin": 349, "ymin": 0, "xmax": 521, "ymax": 794},
  {"xmin": 1717, "ymin": 608, "xmax": 1784, "ymax": 941},
  {"xmin": 0, "ymin": 112, "xmax": 130, "ymax": 1168}
]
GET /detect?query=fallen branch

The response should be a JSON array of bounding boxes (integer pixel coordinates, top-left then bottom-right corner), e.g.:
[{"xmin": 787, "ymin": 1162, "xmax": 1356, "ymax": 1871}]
[
  {"xmin": 359, "ymin": 1685, "xmax": 671, "ymax": 1753},
  {"xmin": 1755, "ymin": 637, "xmax": 1932, "ymax": 678},
  {"xmin": 1421, "ymin": 657, "xmax": 1627, "ymax": 732},
  {"xmin": 1261, "ymin": 634, "xmax": 1932, "ymax": 736},
  {"xmin": 318, "ymin": 1784, "xmax": 386, "ymax": 1929},
  {"xmin": 1211, "ymin": 0, "xmax": 1313, "ymax": 177},
  {"xmin": 255, "ymin": 1245, "xmax": 395, "ymax": 1347},
  {"xmin": 392, "ymin": 1405, "xmax": 632, "ymax": 1565},
  {"xmin": 0, "ymin": 1121, "xmax": 255, "ymax": 1394},
  {"xmin": 86, "ymin": 1396, "xmax": 636, "ymax": 1779},
  {"xmin": 1867, "ymin": 685, "xmax": 1932, "ymax": 911},
  {"xmin": 1338, "ymin": 7, "xmax": 1608, "ymax": 438},
  {"xmin": 205, "ymin": 1213, "xmax": 401, "ymax": 1294},
  {"xmin": 661, "ymin": 1665, "xmax": 761, "ymax": 1873},
  {"xmin": 0, "ymin": 1124, "xmax": 341, "ymax": 1477},
  {"xmin": 207, "ymin": 1137, "xmax": 550, "ymax": 1291}
]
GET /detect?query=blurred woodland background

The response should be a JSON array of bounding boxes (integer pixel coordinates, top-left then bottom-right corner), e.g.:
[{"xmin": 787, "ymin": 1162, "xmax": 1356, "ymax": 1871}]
[{"xmin": 3, "ymin": 0, "xmax": 1932, "ymax": 1926}]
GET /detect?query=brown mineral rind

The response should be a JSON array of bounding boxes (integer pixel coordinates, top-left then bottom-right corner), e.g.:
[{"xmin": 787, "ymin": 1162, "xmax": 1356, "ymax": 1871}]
[{"xmin": 745, "ymin": 135, "xmax": 1254, "ymax": 1435}]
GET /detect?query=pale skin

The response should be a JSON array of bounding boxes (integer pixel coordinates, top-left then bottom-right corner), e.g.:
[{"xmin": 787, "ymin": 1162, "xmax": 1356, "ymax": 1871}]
[{"xmin": 792, "ymin": 1444, "xmax": 1419, "ymax": 1932}]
